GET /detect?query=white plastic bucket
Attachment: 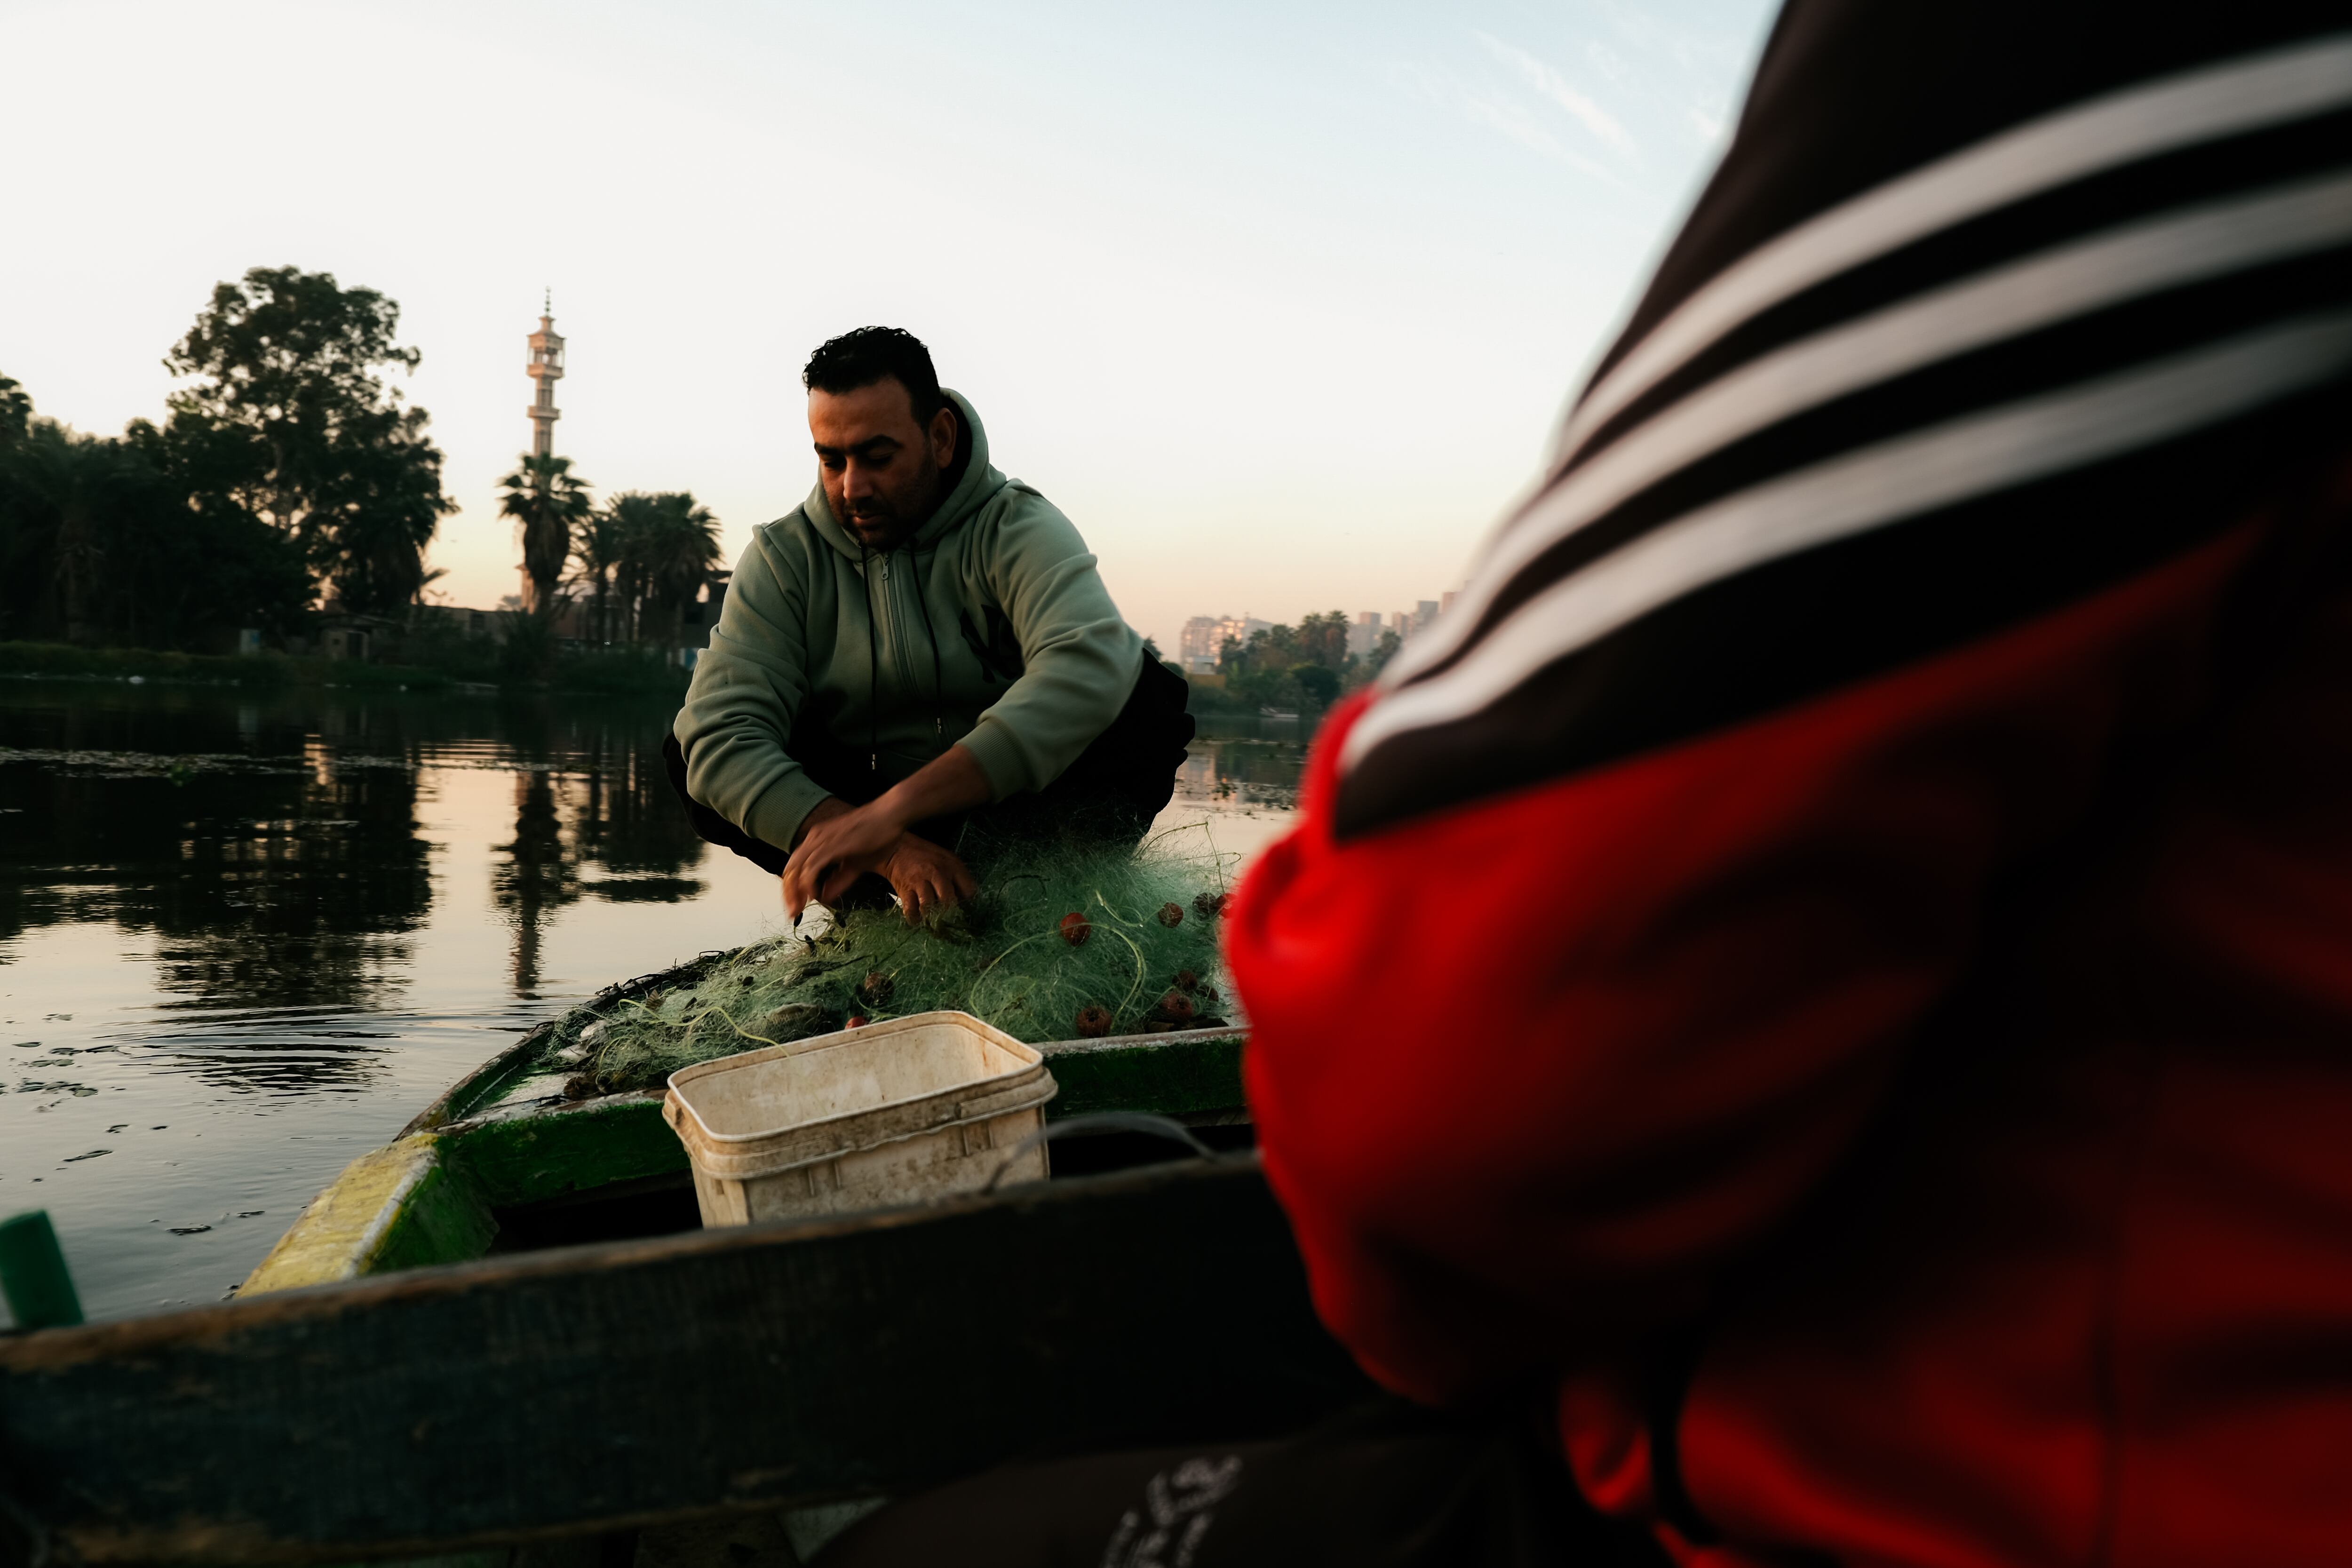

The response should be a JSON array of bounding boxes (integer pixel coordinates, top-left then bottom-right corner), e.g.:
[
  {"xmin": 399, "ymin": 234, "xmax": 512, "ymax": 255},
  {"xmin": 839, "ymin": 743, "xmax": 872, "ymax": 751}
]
[{"xmin": 661, "ymin": 1011, "xmax": 1057, "ymax": 1227}]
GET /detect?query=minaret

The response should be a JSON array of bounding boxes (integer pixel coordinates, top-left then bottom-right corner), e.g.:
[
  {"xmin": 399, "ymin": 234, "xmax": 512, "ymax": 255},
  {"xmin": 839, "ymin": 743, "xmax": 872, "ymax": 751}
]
[{"xmin": 525, "ymin": 292, "xmax": 564, "ymax": 458}]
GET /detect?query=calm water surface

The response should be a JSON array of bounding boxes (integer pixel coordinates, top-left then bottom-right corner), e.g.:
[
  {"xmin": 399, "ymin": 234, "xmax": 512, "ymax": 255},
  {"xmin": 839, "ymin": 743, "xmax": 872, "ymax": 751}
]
[{"xmin": 0, "ymin": 679, "xmax": 1304, "ymax": 1323}]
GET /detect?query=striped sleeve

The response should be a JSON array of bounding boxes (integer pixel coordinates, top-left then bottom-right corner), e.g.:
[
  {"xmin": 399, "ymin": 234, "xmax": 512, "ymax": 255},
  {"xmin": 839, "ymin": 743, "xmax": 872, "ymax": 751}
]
[
  {"xmin": 1339, "ymin": 6, "xmax": 2352, "ymax": 836},
  {"xmin": 1229, "ymin": 0, "xmax": 2352, "ymax": 1414}
]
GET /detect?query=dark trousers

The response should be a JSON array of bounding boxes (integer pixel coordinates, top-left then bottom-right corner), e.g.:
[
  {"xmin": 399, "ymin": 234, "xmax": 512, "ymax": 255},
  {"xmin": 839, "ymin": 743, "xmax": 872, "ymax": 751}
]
[
  {"xmin": 813, "ymin": 1396, "xmax": 1671, "ymax": 1568},
  {"xmin": 665, "ymin": 657, "xmax": 1195, "ymax": 876}
]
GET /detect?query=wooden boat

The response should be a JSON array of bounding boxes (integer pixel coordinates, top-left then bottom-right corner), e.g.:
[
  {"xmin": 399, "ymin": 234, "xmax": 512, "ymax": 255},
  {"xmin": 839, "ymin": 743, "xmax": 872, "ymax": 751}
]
[
  {"xmin": 237, "ymin": 955, "xmax": 1259, "ymax": 1293},
  {"xmin": 0, "ymin": 964, "xmax": 1355, "ymax": 1566}
]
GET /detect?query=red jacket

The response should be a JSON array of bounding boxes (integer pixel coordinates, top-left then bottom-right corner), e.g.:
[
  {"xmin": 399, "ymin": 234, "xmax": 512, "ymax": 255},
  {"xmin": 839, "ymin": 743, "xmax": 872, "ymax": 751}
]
[{"xmin": 1229, "ymin": 6, "xmax": 2352, "ymax": 1563}]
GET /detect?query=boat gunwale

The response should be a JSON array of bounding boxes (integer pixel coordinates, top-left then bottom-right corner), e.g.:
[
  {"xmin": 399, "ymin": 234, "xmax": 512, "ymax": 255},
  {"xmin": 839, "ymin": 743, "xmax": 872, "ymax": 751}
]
[
  {"xmin": 401, "ymin": 950, "xmax": 737, "ymax": 1136},
  {"xmin": 15, "ymin": 1153, "xmax": 1271, "ymax": 1364},
  {"xmin": 404, "ymin": 936, "xmax": 1249, "ymax": 1139}
]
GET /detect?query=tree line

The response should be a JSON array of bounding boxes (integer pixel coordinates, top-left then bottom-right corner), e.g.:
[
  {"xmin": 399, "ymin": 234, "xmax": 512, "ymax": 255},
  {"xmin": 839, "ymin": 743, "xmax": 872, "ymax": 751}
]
[
  {"xmin": 496, "ymin": 454, "xmax": 722, "ymax": 652},
  {"xmin": 0, "ymin": 264, "xmax": 723, "ymax": 663},
  {"xmin": 1213, "ymin": 610, "xmax": 1399, "ymax": 711},
  {"xmin": 0, "ymin": 267, "xmax": 449, "ymax": 649}
]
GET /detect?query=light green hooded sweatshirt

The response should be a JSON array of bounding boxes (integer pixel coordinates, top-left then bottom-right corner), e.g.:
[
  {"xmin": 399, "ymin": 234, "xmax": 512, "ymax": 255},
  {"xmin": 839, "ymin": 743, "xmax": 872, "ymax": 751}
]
[{"xmin": 673, "ymin": 390, "xmax": 1144, "ymax": 852}]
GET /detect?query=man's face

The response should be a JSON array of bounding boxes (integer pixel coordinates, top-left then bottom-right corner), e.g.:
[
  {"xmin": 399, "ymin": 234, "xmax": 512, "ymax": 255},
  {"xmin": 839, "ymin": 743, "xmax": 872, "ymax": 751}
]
[{"xmin": 809, "ymin": 377, "xmax": 957, "ymax": 551}]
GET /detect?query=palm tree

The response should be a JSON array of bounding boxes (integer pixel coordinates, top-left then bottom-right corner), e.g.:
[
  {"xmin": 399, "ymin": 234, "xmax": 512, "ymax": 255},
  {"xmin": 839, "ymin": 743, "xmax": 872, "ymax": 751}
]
[
  {"xmin": 496, "ymin": 453, "xmax": 592, "ymax": 619},
  {"xmin": 587, "ymin": 492, "xmax": 669, "ymax": 645},
  {"xmin": 631, "ymin": 492, "xmax": 722, "ymax": 651},
  {"xmin": 570, "ymin": 504, "xmax": 625, "ymax": 645}
]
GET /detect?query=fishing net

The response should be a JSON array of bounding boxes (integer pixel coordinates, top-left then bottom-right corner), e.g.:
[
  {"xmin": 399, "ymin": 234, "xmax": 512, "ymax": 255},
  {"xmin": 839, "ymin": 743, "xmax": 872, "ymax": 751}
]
[{"xmin": 541, "ymin": 823, "xmax": 1239, "ymax": 1096}]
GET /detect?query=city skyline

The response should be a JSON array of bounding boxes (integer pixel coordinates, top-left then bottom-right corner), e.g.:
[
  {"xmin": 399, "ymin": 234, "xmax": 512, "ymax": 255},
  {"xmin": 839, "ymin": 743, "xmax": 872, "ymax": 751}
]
[{"xmin": 1175, "ymin": 598, "xmax": 1460, "ymax": 674}]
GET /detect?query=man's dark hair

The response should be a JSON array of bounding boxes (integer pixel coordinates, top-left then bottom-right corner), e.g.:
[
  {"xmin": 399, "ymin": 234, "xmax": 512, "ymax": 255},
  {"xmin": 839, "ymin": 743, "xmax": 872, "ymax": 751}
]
[{"xmin": 803, "ymin": 326, "xmax": 946, "ymax": 423}]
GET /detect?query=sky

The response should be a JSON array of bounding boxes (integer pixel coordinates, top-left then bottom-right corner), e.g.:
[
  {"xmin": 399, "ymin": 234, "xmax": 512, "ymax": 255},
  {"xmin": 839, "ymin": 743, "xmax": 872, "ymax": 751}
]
[{"xmin": 0, "ymin": 0, "xmax": 1777, "ymax": 650}]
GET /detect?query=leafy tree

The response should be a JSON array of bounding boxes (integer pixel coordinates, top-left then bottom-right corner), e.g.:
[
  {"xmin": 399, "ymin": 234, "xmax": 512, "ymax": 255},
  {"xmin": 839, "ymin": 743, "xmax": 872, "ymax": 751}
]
[
  {"xmin": 1290, "ymin": 662, "xmax": 1341, "ymax": 707},
  {"xmin": 0, "ymin": 376, "xmax": 34, "ymax": 621},
  {"xmin": 162, "ymin": 266, "xmax": 452, "ymax": 613},
  {"xmin": 121, "ymin": 417, "xmax": 312, "ymax": 642},
  {"xmin": 499, "ymin": 453, "xmax": 594, "ymax": 619},
  {"xmin": 320, "ymin": 497, "xmax": 437, "ymax": 616},
  {"xmin": 9, "ymin": 422, "xmax": 147, "ymax": 645},
  {"xmin": 0, "ymin": 374, "xmax": 29, "ymax": 446},
  {"xmin": 1210, "ymin": 608, "xmax": 1356, "ymax": 712},
  {"xmin": 0, "ymin": 411, "xmax": 308, "ymax": 649},
  {"xmin": 1295, "ymin": 610, "xmax": 1350, "ymax": 672}
]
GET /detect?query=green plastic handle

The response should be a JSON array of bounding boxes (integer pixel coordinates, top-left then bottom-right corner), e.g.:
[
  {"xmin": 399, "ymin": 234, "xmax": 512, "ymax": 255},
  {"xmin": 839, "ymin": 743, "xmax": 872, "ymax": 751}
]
[{"xmin": 0, "ymin": 1210, "xmax": 84, "ymax": 1330}]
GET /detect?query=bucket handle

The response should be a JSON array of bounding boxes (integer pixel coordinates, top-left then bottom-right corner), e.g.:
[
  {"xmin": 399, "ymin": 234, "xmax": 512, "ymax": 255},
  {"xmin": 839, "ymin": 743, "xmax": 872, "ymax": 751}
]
[{"xmin": 984, "ymin": 1112, "xmax": 1218, "ymax": 1194}]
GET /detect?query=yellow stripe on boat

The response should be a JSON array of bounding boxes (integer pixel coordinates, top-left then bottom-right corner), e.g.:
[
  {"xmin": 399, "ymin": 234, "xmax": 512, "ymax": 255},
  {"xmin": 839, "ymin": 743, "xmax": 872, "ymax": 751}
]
[{"xmin": 241, "ymin": 1135, "xmax": 492, "ymax": 1294}]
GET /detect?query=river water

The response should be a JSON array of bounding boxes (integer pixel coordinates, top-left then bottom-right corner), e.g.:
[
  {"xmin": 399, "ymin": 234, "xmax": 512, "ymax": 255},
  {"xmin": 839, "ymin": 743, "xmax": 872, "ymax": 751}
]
[{"xmin": 0, "ymin": 677, "xmax": 1305, "ymax": 1324}]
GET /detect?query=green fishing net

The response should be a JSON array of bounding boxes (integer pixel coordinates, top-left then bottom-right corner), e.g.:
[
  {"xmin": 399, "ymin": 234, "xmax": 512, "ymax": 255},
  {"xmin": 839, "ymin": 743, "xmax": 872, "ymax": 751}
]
[{"xmin": 542, "ymin": 826, "xmax": 1239, "ymax": 1096}]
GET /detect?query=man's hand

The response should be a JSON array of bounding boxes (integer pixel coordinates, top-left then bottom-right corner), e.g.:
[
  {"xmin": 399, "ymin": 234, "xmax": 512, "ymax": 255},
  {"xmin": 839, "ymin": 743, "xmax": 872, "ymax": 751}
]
[
  {"xmin": 782, "ymin": 798, "xmax": 903, "ymax": 920},
  {"xmin": 780, "ymin": 745, "xmax": 996, "ymax": 923},
  {"xmin": 781, "ymin": 804, "xmax": 978, "ymax": 925},
  {"xmin": 879, "ymin": 833, "xmax": 978, "ymax": 925}
]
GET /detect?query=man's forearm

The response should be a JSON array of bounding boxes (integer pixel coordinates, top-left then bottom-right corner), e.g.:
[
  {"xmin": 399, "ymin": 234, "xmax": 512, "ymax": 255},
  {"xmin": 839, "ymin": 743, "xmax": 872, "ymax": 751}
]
[
  {"xmin": 790, "ymin": 796, "xmax": 853, "ymax": 850},
  {"xmin": 778, "ymin": 747, "xmax": 992, "ymax": 922},
  {"xmin": 783, "ymin": 745, "xmax": 991, "ymax": 852},
  {"xmin": 869, "ymin": 744, "xmax": 994, "ymax": 830}
]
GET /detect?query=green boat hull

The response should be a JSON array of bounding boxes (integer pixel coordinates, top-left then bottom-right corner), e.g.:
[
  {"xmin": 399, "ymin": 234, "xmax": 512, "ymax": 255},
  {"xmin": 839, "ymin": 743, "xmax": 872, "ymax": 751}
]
[{"xmin": 241, "ymin": 974, "xmax": 1250, "ymax": 1295}]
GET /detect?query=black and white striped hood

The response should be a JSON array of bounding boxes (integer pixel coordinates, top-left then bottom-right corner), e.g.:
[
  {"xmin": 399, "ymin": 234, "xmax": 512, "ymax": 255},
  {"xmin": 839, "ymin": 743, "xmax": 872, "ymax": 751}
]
[{"xmin": 1338, "ymin": 5, "xmax": 2352, "ymax": 838}]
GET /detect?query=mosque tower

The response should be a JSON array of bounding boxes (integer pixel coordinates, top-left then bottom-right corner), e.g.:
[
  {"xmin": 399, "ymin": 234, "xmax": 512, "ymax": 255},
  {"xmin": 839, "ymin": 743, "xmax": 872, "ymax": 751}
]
[{"xmin": 525, "ymin": 293, "xmax": 564, "ymax": 458}]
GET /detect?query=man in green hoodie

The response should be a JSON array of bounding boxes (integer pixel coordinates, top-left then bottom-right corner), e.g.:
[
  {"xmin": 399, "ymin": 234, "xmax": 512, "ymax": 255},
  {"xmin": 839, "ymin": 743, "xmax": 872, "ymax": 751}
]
[{"xmin": 667, "ymin": 326, "xmax": 1192, "ymax": 924}]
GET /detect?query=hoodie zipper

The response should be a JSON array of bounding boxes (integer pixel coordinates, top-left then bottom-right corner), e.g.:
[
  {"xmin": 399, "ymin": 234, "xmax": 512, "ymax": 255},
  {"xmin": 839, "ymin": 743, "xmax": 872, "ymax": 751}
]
[{"xmin": 863, "ymin": 544, "xmax": 949, "ymax": 777}]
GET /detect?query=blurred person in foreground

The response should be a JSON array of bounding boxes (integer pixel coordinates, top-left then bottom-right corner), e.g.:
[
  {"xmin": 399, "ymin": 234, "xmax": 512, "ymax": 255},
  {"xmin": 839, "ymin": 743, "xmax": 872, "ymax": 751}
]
[
  {"xmin": 668, "ymin": 327, "xmax": 1191, "ymax": 924},
  {"xmin": 823, "ymin": 0, "xmax": 2352, "ymax": 1562}
]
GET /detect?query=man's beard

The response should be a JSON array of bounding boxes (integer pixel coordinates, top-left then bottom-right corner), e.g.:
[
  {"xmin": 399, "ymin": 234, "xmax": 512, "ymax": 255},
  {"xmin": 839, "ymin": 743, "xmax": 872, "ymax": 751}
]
[
  {"xmin": 844, "ymin": 497, "xmax": 902, "ymax": 547},
  {"xmin": 844, "ymin": 474, "xmax": 937, "ymax": 549}
]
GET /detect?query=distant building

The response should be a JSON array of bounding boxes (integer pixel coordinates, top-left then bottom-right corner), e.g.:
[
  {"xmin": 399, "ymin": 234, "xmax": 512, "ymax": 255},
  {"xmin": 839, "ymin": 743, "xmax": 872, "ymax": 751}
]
[
  {"xmin": 1440, "ymin": 590, "xmax": 1457, "ymax": 617},
  {"xmin": 1380, "ymin": 601, "xmax": 1444, "ymax": 643},
  {"xmin": 1178, "ymin": 613, "xmax": 1268, "ymax": 673},
  {"xmin": 417, "ymin": 604, "xmax": 500, "ymax": 640},
  {"xmin": 1177, "ymin": 616, "xmax": 1223, "ymax": 670},
  {"xmin": 519, "ymin": 296, "xmax": 569, "ymax": 613},
  {"xmin": 1181, "ymin": 602, "xmax": 1447, "ymax": 665},
  {"xmin": 526, "ymin": 294, "xmax": 565, "ymax": 460}
]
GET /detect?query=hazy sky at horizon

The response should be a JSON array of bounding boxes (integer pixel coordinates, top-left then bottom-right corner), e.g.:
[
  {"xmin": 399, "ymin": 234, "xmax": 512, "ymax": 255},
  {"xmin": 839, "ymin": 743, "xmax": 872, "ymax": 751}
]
[{"xmin": 1, "ymin": 0, "xmax": 1776, "ymax": 649}]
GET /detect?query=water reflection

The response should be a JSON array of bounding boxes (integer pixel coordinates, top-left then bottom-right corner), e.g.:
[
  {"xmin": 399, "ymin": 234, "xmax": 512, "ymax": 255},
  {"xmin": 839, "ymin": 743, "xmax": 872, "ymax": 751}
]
[
  {"xmin": 1, "ymin": 731, "xmax": 428, "ymax": 1057},
  {"xmin": 0, "ymin": 679, "xmax": 1306, "ymax": 1321},
  {"xmin": 0, "ymin": 684, "xmax": 733, "ymax": 1025},
  {"xmin": 1179, "ymin": 726, "xmax": 1307, "ymax": 810},
  {"xmin": 573, "ymin": 732, "xmax": 709, "ymax": 891},
  {"xmin": 1, "ymin": 690, "xmax": 1310, "ymax": 1019},
  {"xmin": 493, "ymin": 770, "xmax": 577, "ymax": 997}
]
